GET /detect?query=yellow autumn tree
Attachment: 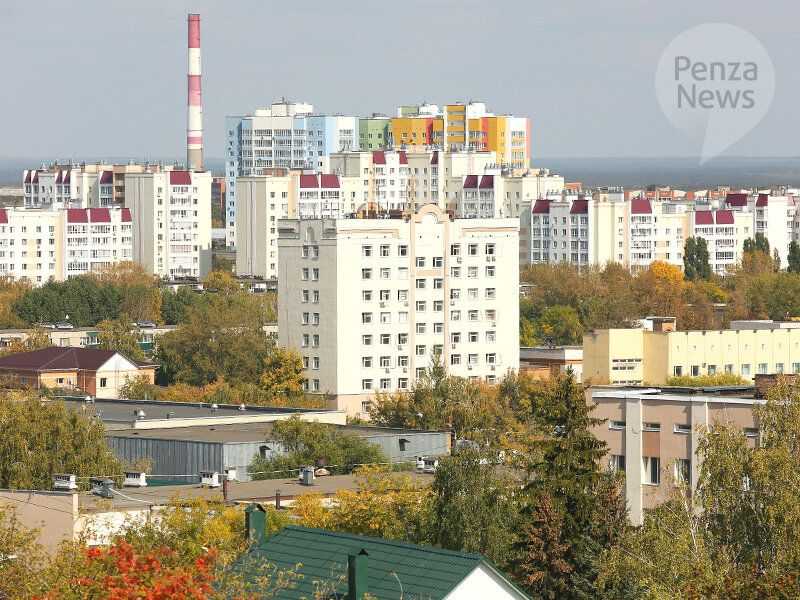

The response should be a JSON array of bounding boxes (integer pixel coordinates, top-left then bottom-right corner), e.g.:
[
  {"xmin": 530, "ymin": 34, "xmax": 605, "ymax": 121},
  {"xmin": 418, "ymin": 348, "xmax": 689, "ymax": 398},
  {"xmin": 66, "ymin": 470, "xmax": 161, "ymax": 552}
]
[
  {"xmin": 260, "ymin": 347, "xmax": 307, "ymax": 400},
  {"xmin": 203, "ymin": 269, "xmax": 242, "ymax": 294},
  {"xmin": 633, "ymin": 260, "xmax": 685, "ymax": 321}
]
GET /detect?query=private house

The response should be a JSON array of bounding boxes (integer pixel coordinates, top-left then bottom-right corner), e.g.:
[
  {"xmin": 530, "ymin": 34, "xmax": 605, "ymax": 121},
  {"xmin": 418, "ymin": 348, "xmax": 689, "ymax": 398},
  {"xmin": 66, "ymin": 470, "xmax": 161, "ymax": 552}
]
[
  {"xmin": 0, "ymin": 347, "xmax": 156, "ymax": 396},
  {"xmin": 235, "ymin": 518, "xmax": 530, "ymax": 600}
]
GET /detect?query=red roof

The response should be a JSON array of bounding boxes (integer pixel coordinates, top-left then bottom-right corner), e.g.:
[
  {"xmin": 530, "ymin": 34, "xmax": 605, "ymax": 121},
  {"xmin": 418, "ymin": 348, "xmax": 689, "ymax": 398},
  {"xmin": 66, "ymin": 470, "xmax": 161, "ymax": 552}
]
[
  {"xmin": 430, "ymin": 151, "xmax": 439, "ymax": 165},
  {"xmin": 32, "ymin": 171, "xmax": 40, "ymax": 183},
  {"xmin": 0, "ymin": 209, "xmax": 8, "ymax": 224},
  {"xmin": 372, "ymin": 151, "xmax": 386, "ymax": 165},
  {"xmin": 756, "ymin": 193, "xmax": 768, "ymax": 207},
  {"xmin": 398, "ymin": 151, "xmax": 408, "ymax": 165},
  {"xmin": 299, "ymin": 174, "xmax": 319, "ymax": 189},
  {"xmin": 463, "ymin": 175, "xmax": 478, "ymax": 189},
  {"xmin": 479, "ymin": 175, "xmax": 494, "ymax": 189},
  {"xmin": 89, "ymin": 208, "xmax": 111, "ymax": 223},
  {"xmin": 725, "ymin": 193, "xmax": 748, "ymax": 207},
  {"xmin": 169, "ymin": 170, "xmax": 192, "ymax": 186},
  {"xmin": 695, "ymin": 211, "xmax": 714, "ymax": 225},
  {"xmin": 100, "ymin": 171, "xmax": 113, "ymax": 184},
  {"xmin": 0, "ymin": 347, "xmax": 153, "ymax": 372},
  {"xmin": 319, "ymin": 174, "xmax": 339, "ymax": 189},
  {"xmin": 532, "ymin": 199, "xmax": 551, "ymax": 214},
  {"xmin": 630, "ymin": 199, "xmax": 652, "ymax": 214},
  {"xmin": 24, "ymin": 171, "xmax": 31, "ymax": 184},
  {"xmin": 569, "ymin": 199, "xmax": 589, "ymax": 214},
  {"xmin": 63, "ymin": 171, "xmax": 70, "ymax": 184},
  {"xmin": 55, "ymin": 171, "xmax": 63, "ymax": 184},
  {"xmin": 120, "ymin": 208, "xmax": 132, "ymax": 223},
  {"xmin": 716, "ymin": 210, "xmax": 734, "ymax": 225},
  {"xmin": 67, "ymin": 209, "xmax": 89, "ymax": 223}
]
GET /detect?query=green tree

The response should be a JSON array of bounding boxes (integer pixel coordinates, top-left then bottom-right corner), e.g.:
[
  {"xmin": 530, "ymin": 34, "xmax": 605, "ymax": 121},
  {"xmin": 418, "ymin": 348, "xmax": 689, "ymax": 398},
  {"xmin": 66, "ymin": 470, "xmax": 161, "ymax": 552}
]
[
  {"xmin": 96, "ymin": 314, "xmax": 146, "ymax": 361},
  {"xmin": 684, "ymin": 237, "xmax": 712, "ymax": 281},
  {"xmin": 430, "ymin": 448, "xmax": 521, "ymax": 569},
  {"xmin": 743, "ymin": 232, "xmax": 770, "ymax": 255},
  {"xmin": 160, "ymin": 286, "xmax": 200, "ymax": 324},
  {"xmin": 120, "ymin": 373, "xmax": 160, "ymax": 401},
  {"xmin": 12, "ymin": 277, "xmax": 122, "ymax": 327},
  {"xmin": 0, "ymin": 393, "xmax": 126, "ymax": 490},
  {"xmin": 539, "ymin": 305, "xmax": 582, "ymax": 346},
  {"xmin": 788, "ymin": 241, "xmax": 800, "ymax": 274},
  {"xmin": 248, "ymin": 415, "xmax": 387, "ymax": 479}
]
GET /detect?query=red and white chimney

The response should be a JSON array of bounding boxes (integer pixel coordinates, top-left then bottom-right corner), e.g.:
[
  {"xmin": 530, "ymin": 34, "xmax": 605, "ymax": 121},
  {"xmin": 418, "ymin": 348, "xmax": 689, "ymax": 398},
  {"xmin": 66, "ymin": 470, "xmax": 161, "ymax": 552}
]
[{"xmin": 187, "ymin": 14, "xmax": 203, "ymax": 171}]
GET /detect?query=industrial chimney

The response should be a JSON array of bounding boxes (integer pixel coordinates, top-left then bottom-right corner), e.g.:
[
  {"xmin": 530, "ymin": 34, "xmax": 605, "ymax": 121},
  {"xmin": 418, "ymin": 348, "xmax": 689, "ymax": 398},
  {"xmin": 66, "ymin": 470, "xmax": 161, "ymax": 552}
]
[{"xmin": 187, "ymin": 14, "xmax": 203, "ymax": 171}]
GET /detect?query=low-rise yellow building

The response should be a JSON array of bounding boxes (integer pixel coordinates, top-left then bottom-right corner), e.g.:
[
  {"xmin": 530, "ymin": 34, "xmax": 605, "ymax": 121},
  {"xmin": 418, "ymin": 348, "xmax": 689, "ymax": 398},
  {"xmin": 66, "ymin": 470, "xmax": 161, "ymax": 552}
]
[{"xmin": 583, "ymin": 320, "xmax": 800, "ymax": 384}]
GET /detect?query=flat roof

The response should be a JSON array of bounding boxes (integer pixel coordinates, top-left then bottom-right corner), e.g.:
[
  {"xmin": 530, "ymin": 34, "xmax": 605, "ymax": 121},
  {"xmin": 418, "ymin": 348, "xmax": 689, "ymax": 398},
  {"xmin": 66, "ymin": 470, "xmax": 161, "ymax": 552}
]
[
  {"xmin": 107, "ymin": 422, "xmax": 446, "ymax": 443},
  {"xmin": 78, "ymin": 471, "xmax": 435, "ymax": 511}
]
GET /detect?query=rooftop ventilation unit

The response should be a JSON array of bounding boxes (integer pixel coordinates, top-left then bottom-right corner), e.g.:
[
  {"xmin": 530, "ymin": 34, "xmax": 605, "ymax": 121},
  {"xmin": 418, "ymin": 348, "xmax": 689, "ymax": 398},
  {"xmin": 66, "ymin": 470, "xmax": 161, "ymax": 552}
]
[
  {"xmin": 53, "ymin": 473, "xmax": 77, "ymax": 490},
  {"xmin": 124, "ymin": 472, "xmax": 147, "ymax": 487},
  {"xmin": 201, "ymin": 470, "xmax": 220, "ymax": 488}
]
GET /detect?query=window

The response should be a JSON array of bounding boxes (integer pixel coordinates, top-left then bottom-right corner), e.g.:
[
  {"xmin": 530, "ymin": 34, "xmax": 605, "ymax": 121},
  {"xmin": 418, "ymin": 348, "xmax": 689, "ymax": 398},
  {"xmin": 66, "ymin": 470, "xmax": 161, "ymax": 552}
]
[
  {"xmin": 434, "ymin": 322, "xmax": 444, "ymax": 334},
  {"xmin": 415, "ymin": 345, "xmax": 426, "ymax": 356},
  {"xmin": 362, "ymin": 268, "xmax": 372, "ymax": 280},
  {"xmin": 362, "ymin": 401, "xmax": 372, "ymax": 413},
  {"xmin": 416, "ymin": 323, "xmax": 426, "ymax": 334},
  {"xmin": 433, "ymin": 278, "xmax": 444, "ymax": 289},
  {"xmin": 312, "ymin": 268, "xmax": 319, "ymax": 281},
  {"xmin": 642, "ymin": 457, "xmax": 660, "ymax": 485},
  {"xmin": 486, "ymin": 309, "xmax": 496, "ymax": 321},
  {"xmin": 468, "ymin": 244, "xmax": 478, "ymax": 256},
  {"xmin": 468, "ymin": 310, "xmax": 479, "ymax": 322},
  {"xmin": 362, "ymin": 379, "xmax": 373, "ymax": 391},
  {"xmin": 398, "ymin": 378, "xmax": 409, "ymax": 390},
  {"xmin": 450, "ymin": 288, "xmax": 461, "ymax": 300},
  {"xmin": 451, "ymin": 332, "xmax": 461, "ymax": 344},
  {"xmin": 380, "ymin": 378, "xmax": 391, "ymax": 390},
  {"xmin": 674, "ymin": 458, "xmax": 690, "ymax": 485},
  {"xmin": 673, "ymin": 366, "xmax": 683, "ymax": 376},
  {"xmin": 362, "ymin": 245, "xmax": 373, "ymax": 257},
  {"xmin": 691, "ymin": 365, "xmax": 700, "ymax": 377},
  {"xmin": 468, "ymin": 266, "xmax": 478, "ymax": 278},
  {"xmin": 415, "ymin": 301, "xmax": 426, "ymax": 312},
  {"xmin": 485, "ymin": 266, "xmax": 496, "ymax": 277},
  {"xmin": 416, "ymin": 257, "xmax": 426, "ymax": 268},
  {"xmin": 451, "ymin": 310, "xmax": 461, "ymax": 321},
  {"xmin": 432, "ymin": 256, "xmax": 443, "ymax": 268},
  {"xmin": 302, "ymin": 290, "xmax": 309, "ymax": 303},
  {"xmin": 362, "ymin": 356, "xmax": 372, "ymax": 368},
  {"xmin": 609, "ymin": 455, "xmax": 625, "ymax": 472},
  {"xmin": 793, "ymin": 362, "xmax": 800, "ymax": 373},
  {"xmin": 468, "ymin": 353, "xmax": 478, "ymax": 365},
  {"xmin": 642, "ymin": 422, "xmax": 660, "ymax": 431},
  {"xmin": 485, "ymin": 353, "xmax": 496, "ymax": 365},
  {"xmin": 380, "ymin": 244, "xmax": 390, "ymax": 257},
  {"xmin": 485, "ymin": 288, "xmax": 496, "ymax": 299},
  {"xmin": 398, "ymin": 267, "xmax": 408, "ymax": 279},
  {"xmin": 379, "ymin": 356, "xmax": 391, "ymax": 368},
  {"xmin": 312, "ymin": 357, "xmax": 320, "ymax": 370},
  {"xmin": 302, "ymin": 268, "xmax": 309, "ymax": 280},
  {"xmin": 485, "ymin": 243, "xmax": 495, "ymax": 255},
  {"xmin": 486, "ymin": 331, "xmax": 496, "ymax": 343},
  {"xmin": 398, "ymin": 245, "xmax": 408, "ymax": 256},
  {"xmin": 362, "ymin": 335, "xmax": 373, "ymax": 346},
  {"xmin": 362, "ymin": 290, "xmax": 373, "ymax": 302},
  {"xmin": 398, "ymin": 355, "xmax": 409, "ymax": 367},
  {"xmin": 450, "ymin": 244, "xmax": 461, "ymax": 256},
  {"xmin": 312, "ymin": 335, "xmax": 319, "ymax": 347},
  {"xmin": 451, "ymin": 354, "xmax": 461, "ymax": 365},
  {"xmin": 397, "ymin": 333, "xmax": 408, "ymax": 345},
  {"xmin": 380, "ymin": 312, "xmax": 391, "ymax": 324},
  {"xmin": 100, "ymin": 378, "xmax": 108, "ymax": 388},
  {"xmin": 757, "ymin": 363, "xmax": 769, "ymax": 375},
  {"xmin": 302, "ymin": 334, "xmax": 309, "ymax": 347},
  {"xmin": 362, "ymin": 312, "xmax": 373, "ymax": 324},
  {"xmin": 312, "ymin": 313, "xmax": 319, "ymax": 326},
  {"xmin": 397, "ymin": 289, "xmax": 409, "ymax": 301},
  {"xmin": 707, "ymin": 364, "xmax": 717, "ymax": 375},
  {"xmin": 725, "ymin": 364, "xmax": 734, "ymax": 373},
  {"xmin": 302, "ymin": 312, "xmax": 310, "ymax": 325},
  {"xmin": 450, "ymin": 267, "xmax": 461, "ymax": 278},
  {"xmin": 312, "ymin": 290, "xmax": 319, "ymax": 303},
  {"xmin": 380, "ymin": 268, "xmax": 390, "ymax": 279},
  {"xmin": 415, "ymin": 278, "xmax": 426, "ymax": 289},
  {"xmin": 675, "ymin": 423, "xmax": 691, "ymax": 434},
  {"xmin": 468, "ymin": 288, "xmax": 478, "ymax": 300},
  {"xmin": 741, "ymin": 364, "xmax": 751, "ymax": 376},
  {"xmin": 609, "ymin": 420, "xmax": 626, "ymax": 430}
]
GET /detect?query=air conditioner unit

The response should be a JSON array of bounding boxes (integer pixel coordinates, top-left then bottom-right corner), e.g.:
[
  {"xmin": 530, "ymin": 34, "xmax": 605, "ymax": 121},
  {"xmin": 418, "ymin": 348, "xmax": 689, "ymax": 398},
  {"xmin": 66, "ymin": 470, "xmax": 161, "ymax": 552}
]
[
  {"xmin": 467, "ymin": 365, "xmax": 473, "ymax": 370},
  {"xmin": 451, "ymin": 343, "xmax": 456, "ymax": 349},
  {"xmin": 491, "ymin": 365, "xmax": 496, "ymax": 371},
  {"xmin": 450, "ymin": 300, "xmax": 455, "ymax": 305},
  {"xmin": 397, "ymin": 345, "xmax": 404, "ymax": 350},
  {"xmin": 491, "ymin": 321, "xmax": 497, "ymax": 327},
  {"xmin": 384, "ymin": 368, "xmax": 390, "ymax": 373},
  {"xmin": 488, "ymin": 255, "xmax": 496, "ymax": 261},
  {"xmin": 404, "ymin": 301, "xmax": 409, "ymax": 306},
  {"xmin": 402, "ymin": 367, "xmax": 408, "ymax": 373},
  {"xmin": 457, "ymin": 256, "xmax": 462, "ymax": 263}
]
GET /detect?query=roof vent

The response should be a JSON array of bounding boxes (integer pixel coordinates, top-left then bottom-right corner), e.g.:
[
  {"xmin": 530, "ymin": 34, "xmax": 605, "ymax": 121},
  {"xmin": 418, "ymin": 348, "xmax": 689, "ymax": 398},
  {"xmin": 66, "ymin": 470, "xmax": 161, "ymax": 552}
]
[
  {"xmin": 134, "ymin": 409, "xmax": 146, "ymax": 420},
  {"xmin": 210, "ymin": 403, "xmax": 218, "ymax": 412},
  {"xmin": 124, "ymin": 471, "xmax": 147, "ymax": 487},
  {"xmin": 91, "ymin": 478, "xmax": 115, "ymax": 499},
  {"xmin": 239, "ymin": 403, "xmax": 246, "ymax": 411},
  {"xmin": 53, "ymin": 473, "xmax": 78, "ymax": 490}
]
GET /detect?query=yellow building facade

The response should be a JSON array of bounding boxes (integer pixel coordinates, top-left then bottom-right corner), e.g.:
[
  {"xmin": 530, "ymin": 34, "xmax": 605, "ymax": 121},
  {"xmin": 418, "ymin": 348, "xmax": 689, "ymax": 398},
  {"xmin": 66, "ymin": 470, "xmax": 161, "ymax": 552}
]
[{"xmin": 584, "ymin": 324, "xmax": 800, "ymax": 384}]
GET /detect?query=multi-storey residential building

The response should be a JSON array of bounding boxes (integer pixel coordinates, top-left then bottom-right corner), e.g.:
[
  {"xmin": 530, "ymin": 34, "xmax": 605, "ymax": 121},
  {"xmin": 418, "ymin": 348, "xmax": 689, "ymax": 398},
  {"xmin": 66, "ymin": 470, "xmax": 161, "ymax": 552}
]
[
  {"xmin": 0, "ymin": 207, "xmax": 131, "ymax": 284},
  {"xmin": 124, "ymin": 170, "xmax": 211, "ymax": 279},
  {"xmin": 392, "ymin": 102, "xmax": 531, "ymax": 168},
  {"xmin": 225, "ymin": 101, "xmax": 359, "ymax": 248},
  {"xmin": 590, "ymin": 385, "xmax": 759, "ymax": 525},
  {"xmin": 583, "ymin": 320, "xmax": 800, "ymax": 385},
  {"xmin": 277, "ymin": 205, "xmax": 519, "ymax": 414},
  {"xmin": 327, "ymin": 150, "xmax": 410, "ymax": 211},
  {"xmin": 358, "ymin": 114, "xmax": 392, "ymax": 151}
]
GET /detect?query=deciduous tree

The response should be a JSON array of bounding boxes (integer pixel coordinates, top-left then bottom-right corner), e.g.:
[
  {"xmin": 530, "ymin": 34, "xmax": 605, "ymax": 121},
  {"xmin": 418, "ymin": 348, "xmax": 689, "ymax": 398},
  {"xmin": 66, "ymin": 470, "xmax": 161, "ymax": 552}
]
[{"xmin": 96, "ymin": 314, "xmax": 145, "ymax": 361}]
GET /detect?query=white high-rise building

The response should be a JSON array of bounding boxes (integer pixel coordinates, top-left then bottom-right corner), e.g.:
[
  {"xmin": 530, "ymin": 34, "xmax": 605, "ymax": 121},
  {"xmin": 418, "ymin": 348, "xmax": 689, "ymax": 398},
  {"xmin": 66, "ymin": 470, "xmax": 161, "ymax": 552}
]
[
  {"xmin": 277, "ymin": 205, "xmax": 519, "ymax": 415},
  {"xmin": 124, "ymin": 170, "xmax": 212, "ymax": 279}
]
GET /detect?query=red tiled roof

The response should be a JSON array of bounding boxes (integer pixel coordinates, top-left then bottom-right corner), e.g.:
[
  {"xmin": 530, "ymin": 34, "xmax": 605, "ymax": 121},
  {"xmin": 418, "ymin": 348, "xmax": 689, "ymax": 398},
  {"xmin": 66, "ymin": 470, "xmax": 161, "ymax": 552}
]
[
  {"xmin": 430, "ymin": 151, "xmax": 439, "ymax": 165},
  {"xmin": 756, "ymin": 193, "xmax": 768, "ymax": 207},
  {"xmin": 299, "ymin": 174, "xmax": 319, "ymax": 189},
  {"xmin": 67, "ymin": 209, "xmax": 89, "ymax": 223},
  {"xmin": 716, "ymin": 210, "xmax": 734, "ymax": 225},
  {"xmin": 479, "ymin": 175, "xmax": 493, "ymax": 189},
  {"xmin": 89, "ymin": 208, "xmax": 111, "ymax": 223},
  {"xmin": 55, "ymin": 171, "xmax": 63, "ymax": 184},
  {"xmin": 725, "ymin": 193, "xmax": 748, "ymax": 207},
  {"xmin": 63, "ymin": 171, "xmax": 70, "ymax": 184},
  {"xmin": 569, "ymin": 199, "xmax": 589, "ymax": 214},
  {"xmin": 0, "ymin": 209, "xmax": 7, "ymax": 224},
  {"xmin": 24, "ymin": 171, "xmax": 31, "ymax": 184},
  {"xmin": 0, "ymin": 347, "xmax": 151, "ymax": 372},
  {"xmin": 372, "ymin": 151, "xmax": 386, "ymax": 165},
  {"xmin": 463, "ymin": 175, "xmax": 479, "ymax": 189},
  {"xmin": 319, "ymin": 174, "xmax": 339, "ymax": 189},
  {"xmin": 630, "ymin": 198, "xmax": 652, "ymax": 214},
  {"xmin": 169, "ymin": 170, "xmax": 192, "ymax": 186},
  {"xmin": 100, "ymin": 171, "xmax": 113, "ymax": 184},
  {"xmin": 398, "ymin": 151, "xmax": 408, "ymax": 165},
  {"xmin": 120, "ymin": 208, "xmax": 132, "ymax": 222},
  {"xmin": 32, "ymin": 171, "xmax": 40, "ymax": 183},
  {"xmin": 532, "ymin": 199, "xmax": 551, "ymax": 214},
  {"xmin": 695, "ymin": 211, "xmax": 714, "ymax": 225}
]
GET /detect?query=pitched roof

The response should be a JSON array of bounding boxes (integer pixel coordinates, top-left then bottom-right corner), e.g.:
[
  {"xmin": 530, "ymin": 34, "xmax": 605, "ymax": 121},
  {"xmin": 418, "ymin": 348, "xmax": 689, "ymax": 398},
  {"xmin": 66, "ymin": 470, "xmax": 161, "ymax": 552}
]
[
  {"xmin": 0, "ymin": 347, "xmax": 153, "ymax": 373},
  {"xmin": 532, "ymin": 199, "xmax": 550, "ymax": 214},
  {"xmin": 0, "ymin": 209, "xmax": 7, "ymax": 224},
  {"xmin": 120, "ymin": 208, "xmax": 132, "ymax": 222},
  {"xmin": 716, "ymin": 209, "xmax": 734, "ymax": 225},
  {"xmin": 569, "ymin": 199, "xmax": 588, "ymax": 214},
  {"xmin": 695, "ymin": 211, "xmax": 714, "ymax": 225},
  {"xmin": 756, "ymin": 193, "xmax": 769, "ymax": 207},
  {"xmin": 99, "ymin": 171, "xmax": 113, "ymax": 184},
  {"xmin": 479, "ymin": 175, "xmax": 494, "ymax": 189},
  {"xmin": 398, "ymin": 150, "xmax": 408, "ymax": 164},
  {"xmin": 319, "ymin": 174, "xmax": 339, "ymax": 189},
  {"xmin": 372, "ymin": 151, "xmax": 386, "ymax": 165},
  {"xmin": 725, "ymin": 193, "xmax": 748, "ymax": 207},
  {"xmin": 169, "ymin": 170, "xmax": 192, "ymax": 186},
  {"xmin": 463, "ymin": 174, "xmax": 479, "ymax": 189},
  {"xmin": 240, "ymin": 526, "xmax": 520, "ymax": 600},
  {"xmin": 67, "ymin": 209, "xmax": 89, "ymax": 223},
  {"xmin": 89, "ymin": 208, "xmax": 111, "ymax": 223},
  {"xmin": 430, "ymin": 151, "xmax": 439, "ymax": 165},
  {"xmin": 630, "ymin": 198, "xmax": 652, "ymax": 214},
  {"xmin": 298, "ymin": 174, "xmax": 318, "ymax": 189}
]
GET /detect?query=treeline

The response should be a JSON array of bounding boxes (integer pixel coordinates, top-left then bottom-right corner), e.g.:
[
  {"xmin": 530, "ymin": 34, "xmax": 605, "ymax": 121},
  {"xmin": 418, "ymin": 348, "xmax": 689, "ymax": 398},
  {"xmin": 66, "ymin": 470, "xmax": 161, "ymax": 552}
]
[{"xmin": 520, "ymin": 240, "xmax": 800, "ymax": 345}]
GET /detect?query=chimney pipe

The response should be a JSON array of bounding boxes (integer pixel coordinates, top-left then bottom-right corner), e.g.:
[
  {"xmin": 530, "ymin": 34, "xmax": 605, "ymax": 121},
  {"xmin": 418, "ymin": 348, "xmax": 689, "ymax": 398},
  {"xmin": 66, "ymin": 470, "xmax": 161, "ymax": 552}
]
[
  {"xmin": 348, "ymin": 548, "xmax": 369, "ymax": 600},
  {"xmin": 187, "ymin": 14, "xmax": 203, "ymax": 171},
  {"xmin": 244, "ymin": 503, "xmax": 266, "ymax": 543}
]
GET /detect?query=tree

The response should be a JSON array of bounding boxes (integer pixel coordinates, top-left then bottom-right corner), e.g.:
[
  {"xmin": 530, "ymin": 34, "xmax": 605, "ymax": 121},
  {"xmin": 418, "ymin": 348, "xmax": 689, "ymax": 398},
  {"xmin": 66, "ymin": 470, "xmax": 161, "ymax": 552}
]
[
  {"xmin": 119, "ymin": 374, "xmax": 160, "ymax": 401},
  {"xmin": 96, "ymin": 315, "xmax": 146, "ymax": 361},
  {"xmin": 248, "ymin": 415, "xmax": 388, "ymax": 479},
  {"xmin": 160, "ymin": 286, "xmax": 200, "ymax": 324},
  {"xmin": 633, "ymin": 260, "xmax": 685, "ymax": 322},
  {"xmin": 0, "ymin": 503, "xmax": 49, "ymax": 600},
  {"xmin": 539, "ymin": 305, "xmax": 582, "ymax": 346},
  {"xmin": 12, "ymin": 277, "xmax": 122, "ymax": 327},
  {"xmin": 430, "ymin": 448, "xmax": 521, "ymax": 569},
  {"xmin": 202, "ymin": 270, "xmax": 241, "ymax": 294},
  {"xmin": 259, "ymin": 347, "xmax": 306, "ymax": 400},
  {"xmin": 743, "ymin": 232, "xmax": 770, "ymax": 255},
  {"xmin": 154, "ymin": 295, "xmax": 275, "ymax": 386},
  {"xmin": 0, "ymin": 393, "xmax": 126, "ymax": 490},
  {"xmin": 0, "ymin": 325, "xmax": 53, "ymax": 358},
  {"xmin": 684, "ymin": 237, "xmax": 712, "ymax": 281},
  {"xmin": 788, "ymin": 241, "xmax": 800, "ymax": 274}
]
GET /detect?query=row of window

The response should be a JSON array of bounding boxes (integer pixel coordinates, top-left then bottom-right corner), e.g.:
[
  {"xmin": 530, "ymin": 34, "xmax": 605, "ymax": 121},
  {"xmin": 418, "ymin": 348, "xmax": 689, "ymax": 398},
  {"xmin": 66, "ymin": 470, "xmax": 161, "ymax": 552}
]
[
  {"xmin": 362, "ymin": 266, "xmax": 496, "ymax": 280},
  {"xmin": 673, "ymin": 362, "xmax": 800, "ymax": 377},
  {"xmin": 609, "ymin": 455, "xmax": 690, "ymax": 486}
]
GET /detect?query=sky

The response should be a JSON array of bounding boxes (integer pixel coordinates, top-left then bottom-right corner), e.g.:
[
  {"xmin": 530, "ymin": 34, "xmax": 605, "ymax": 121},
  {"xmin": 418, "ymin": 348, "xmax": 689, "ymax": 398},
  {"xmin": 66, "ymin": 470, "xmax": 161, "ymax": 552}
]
[{"xmin": 1, "ymin": 0, "xmax": 799, "ymax": 161}]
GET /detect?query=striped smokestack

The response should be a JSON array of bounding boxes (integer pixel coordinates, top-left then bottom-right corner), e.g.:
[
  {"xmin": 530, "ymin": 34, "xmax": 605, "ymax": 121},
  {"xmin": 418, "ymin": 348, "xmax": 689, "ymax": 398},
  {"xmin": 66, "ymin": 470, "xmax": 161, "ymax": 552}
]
[{"xmin": 187, "ymin": 14, "xmax": 203, "ymax": 171}]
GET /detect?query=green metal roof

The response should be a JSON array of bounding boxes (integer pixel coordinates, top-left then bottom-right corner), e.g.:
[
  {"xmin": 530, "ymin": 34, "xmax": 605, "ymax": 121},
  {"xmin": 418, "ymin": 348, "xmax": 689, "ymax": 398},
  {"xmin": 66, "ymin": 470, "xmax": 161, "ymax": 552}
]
[{"xmin": 231, "ymin": 525, "xmax": 522, "ymax": 600}]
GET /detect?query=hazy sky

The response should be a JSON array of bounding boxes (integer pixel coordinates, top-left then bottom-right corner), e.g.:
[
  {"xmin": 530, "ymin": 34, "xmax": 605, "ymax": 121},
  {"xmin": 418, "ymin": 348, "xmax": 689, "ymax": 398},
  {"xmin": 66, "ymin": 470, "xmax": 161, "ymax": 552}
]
[{"xmin": 1, "ymin": 0, "xmax": 798, "ymax": 161}]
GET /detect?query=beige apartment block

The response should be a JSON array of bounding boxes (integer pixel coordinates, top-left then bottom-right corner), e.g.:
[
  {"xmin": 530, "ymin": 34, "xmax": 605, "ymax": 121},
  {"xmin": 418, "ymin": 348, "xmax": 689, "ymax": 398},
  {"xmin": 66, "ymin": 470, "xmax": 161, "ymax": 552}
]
[
  {"xmin": 590, "ymin": 386, "xmax": 759, "ymax": 525},
  {"xmin": 277, "ymin": 205, "xmax": 519, "ymax": 415},
  {"xmin": 584, "ymin": 320, "xmax": 800, "ymax": 385}
]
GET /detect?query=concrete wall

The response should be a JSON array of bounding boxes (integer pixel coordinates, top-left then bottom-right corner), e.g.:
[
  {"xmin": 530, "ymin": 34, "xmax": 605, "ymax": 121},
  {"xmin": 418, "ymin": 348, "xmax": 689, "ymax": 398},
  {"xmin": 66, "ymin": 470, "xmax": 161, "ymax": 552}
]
[{"xmin": 0, "ymin": 490, "xmax": 77, "ymax": 552}]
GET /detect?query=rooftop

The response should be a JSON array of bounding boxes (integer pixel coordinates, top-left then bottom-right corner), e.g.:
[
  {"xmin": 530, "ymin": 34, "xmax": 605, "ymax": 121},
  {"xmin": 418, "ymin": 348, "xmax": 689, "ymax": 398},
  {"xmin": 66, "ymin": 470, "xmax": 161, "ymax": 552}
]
[{"xmin": 0, "ymin": 347, "xmax": 155, "ymax": 372}]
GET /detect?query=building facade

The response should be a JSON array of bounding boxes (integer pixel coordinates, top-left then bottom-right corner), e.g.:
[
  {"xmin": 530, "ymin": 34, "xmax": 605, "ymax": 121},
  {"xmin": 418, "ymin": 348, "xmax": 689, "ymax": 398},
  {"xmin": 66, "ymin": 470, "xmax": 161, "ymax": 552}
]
[
  {"xmin": 277, "ymin": 205, "xmax": 519, "ymax": 414},
  {"xmin": 124, "ymin": 170, "xmax": 212, "ymax": 279}
]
